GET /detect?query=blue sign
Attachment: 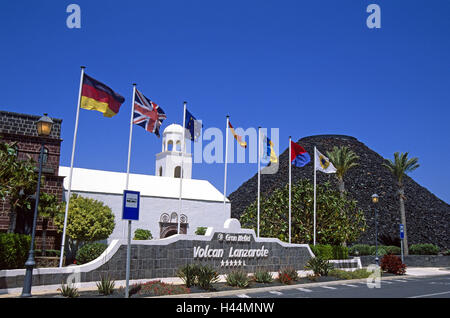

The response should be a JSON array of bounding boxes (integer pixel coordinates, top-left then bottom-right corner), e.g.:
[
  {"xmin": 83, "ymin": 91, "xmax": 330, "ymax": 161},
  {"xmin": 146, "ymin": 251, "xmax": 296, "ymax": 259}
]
[
  {"xmin": 122, "ymin": 190, "xmax": 140, "ymax": 221},
  {"xmin": 399, "ymin": 224, "xmax": 404, "ymax": 239}
]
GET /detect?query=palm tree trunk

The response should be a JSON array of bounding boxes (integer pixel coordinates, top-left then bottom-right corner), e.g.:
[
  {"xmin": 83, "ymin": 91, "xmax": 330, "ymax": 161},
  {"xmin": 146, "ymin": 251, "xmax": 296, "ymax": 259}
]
[
  {"xmin": 398, "ymin": 187, "xmax": 409, "ymax": 256},
  {"xmin": 338, "ymin": 179, "xmax": 345, "ymax": 197},
  {"xmin": 338, "ymin": 178, "xmax": 346, "ymax": 246}
]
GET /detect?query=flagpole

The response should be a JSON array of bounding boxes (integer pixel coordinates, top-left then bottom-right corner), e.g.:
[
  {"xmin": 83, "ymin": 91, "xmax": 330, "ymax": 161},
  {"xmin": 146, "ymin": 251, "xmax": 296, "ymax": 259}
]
[
  {"xmin": 313, "ymin": 146, "xmax": 317, "ymax": 246},
  {"xmin": 289, "ymin": 136, "xmax": 292, "ymax": 244},
  {"xmin": 223, "ymin": 116, "xmax": 229, "ymax": 212},
  {"xmin": 124, "ymin": 84, "xmax": 136, "ymax": 298},
  {"xmin": 257, "ymin": 127, "xmax": 261, "ymax": 238},
  {"xmin": 125, "ymin": 84, "xmax": 136, "ymax": 188},
  {"xmin": 178, "ymin": 102, "xmax": 187, "ymax": 234},
  {"xmin": 59, "ymin": 66, "xmax": 85, "ymax": 268}
]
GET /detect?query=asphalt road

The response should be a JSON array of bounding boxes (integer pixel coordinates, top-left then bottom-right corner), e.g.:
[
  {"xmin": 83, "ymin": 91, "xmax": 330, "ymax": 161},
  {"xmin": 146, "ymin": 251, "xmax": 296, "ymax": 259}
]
[{"xmin": 215, "ymin": 274, "xmax": 450, "ymax": 298}]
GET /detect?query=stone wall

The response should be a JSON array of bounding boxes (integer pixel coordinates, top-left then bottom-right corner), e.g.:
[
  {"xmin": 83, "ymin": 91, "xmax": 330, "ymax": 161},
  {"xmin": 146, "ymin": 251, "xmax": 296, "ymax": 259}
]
[
  {"xmin": 0, "ymin": 219, "xmax": 314, "ymax": 290},
  {"xmin": 359, "ymin": 255, "xmax": 450, "ymax": 267},
  {"xmin": 0, "ymin": 110, "xmax": 64, "ymax": 248}
]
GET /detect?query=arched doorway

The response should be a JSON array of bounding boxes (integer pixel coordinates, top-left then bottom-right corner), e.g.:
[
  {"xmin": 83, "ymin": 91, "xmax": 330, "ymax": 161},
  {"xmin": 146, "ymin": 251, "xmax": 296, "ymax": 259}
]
[{"xmin": 159, "ymin": 213, "xmax": 188, "ymax": 238}]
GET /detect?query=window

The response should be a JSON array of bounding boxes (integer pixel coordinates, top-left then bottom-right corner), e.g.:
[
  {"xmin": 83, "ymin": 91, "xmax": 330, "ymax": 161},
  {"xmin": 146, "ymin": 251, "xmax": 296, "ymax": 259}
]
[
  {"xmin": 174, "ymin": 166, "xmax": 181, "ymax": 178},
  {"xmin": 167, "ymin": 140, "xmax": 173, "ymax": 151},
  {"xmin": 159, "ymin": 166, "xmax": 163, "ymax": 176},
  {"xmin": 176, "ymin": 140, "xmax": 181, "ymax": 151}
]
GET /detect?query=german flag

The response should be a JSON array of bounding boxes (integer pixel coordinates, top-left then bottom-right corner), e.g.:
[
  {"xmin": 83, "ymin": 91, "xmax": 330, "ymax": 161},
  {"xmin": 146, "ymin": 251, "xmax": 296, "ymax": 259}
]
[
  {"xmin": 229, "ymin": 121, "xmax": 247, "ymax": 148},
  {"xmin": 80, "ymin": 74, "xmax": 125, "ymax": 117}
]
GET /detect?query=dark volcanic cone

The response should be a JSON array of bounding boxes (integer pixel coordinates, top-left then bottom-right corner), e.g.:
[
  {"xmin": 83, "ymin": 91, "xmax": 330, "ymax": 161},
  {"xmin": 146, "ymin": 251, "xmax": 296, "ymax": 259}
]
[{"xmin": 229, "ymin": 135, "xmax": 450, "ymax": 248}]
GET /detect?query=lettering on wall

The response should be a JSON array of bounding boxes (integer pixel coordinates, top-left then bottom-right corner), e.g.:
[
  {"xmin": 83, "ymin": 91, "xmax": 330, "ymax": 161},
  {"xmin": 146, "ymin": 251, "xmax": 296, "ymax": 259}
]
[{"xmin": 193, "ymin": 233, "xmax": 270, "ymax": 268}]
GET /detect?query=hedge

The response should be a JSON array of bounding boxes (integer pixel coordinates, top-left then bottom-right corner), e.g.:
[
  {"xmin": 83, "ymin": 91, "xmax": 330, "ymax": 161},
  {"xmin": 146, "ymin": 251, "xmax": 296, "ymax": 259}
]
[
  {"xmin": 409, "ymin": 244, "xmax": 439, "ymax": 255},
  {"xmin": 349, "ymin": 244, "xmax": 401, "ymax": 256},
  {"xmin": 75, "ymin": 242, "xmax": 108, "ymax": 265},
  {"xmin": 309, "ymin": 244, "xmax": 348, "ymax": 260},
  {"xmin": 0, "ymin": 233, "xmax": 32, "ymax": 270}
]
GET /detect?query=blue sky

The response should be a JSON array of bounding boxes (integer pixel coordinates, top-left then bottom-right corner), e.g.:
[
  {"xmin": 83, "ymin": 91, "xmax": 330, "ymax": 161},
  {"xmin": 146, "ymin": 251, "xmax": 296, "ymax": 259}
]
[{"xmin": 0, "ymin": 1, "xmax": 449, "ymax": 203}]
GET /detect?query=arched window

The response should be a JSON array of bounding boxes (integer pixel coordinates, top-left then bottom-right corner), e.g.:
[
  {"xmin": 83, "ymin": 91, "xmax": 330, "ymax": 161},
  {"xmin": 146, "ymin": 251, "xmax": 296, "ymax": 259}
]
[
  {"xmin": 176, "ymin": 140, "xmax": 181, "ymax": 151},
  {"xmin": 41, "ymin": 147, "xmax": 49, "ymax": 165},
  {"xmin": 159, "ymin": 166, "xmax": 163, "ymax": 176},
  {"xmin": 174, "ymin": 166, "xmax": 181, "ymax": 178},
  {"xmin": 167, "ymin": 140, "xmax": 173, "ymax": 151}
]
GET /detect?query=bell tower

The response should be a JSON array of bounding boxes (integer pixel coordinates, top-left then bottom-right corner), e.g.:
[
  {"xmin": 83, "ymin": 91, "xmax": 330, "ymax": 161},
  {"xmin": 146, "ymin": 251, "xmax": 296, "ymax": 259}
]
[{"xmin": 155, "ymin": 124, "xmax": 192, "ymax": 179}]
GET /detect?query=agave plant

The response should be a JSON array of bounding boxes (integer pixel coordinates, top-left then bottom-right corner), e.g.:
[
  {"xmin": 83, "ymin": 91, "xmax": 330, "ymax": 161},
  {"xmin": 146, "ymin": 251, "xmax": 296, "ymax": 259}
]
[
  {"xmin": 96, "ymin": 274, "xmax": 116, "ymax": 295},
  {"xmin": 57, "ymin": 282, "xmax": 79, "ymax": 298}
]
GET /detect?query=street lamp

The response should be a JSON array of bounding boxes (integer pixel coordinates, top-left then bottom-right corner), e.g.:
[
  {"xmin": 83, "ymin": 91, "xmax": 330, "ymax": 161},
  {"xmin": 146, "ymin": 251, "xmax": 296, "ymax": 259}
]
[
  {"xmin": 371, "ymin": 193, "xmax": 379, "ymax": 266},
  {"xmin": 21, "ymin": 114, "xmax": 53, "ymax": 297}
]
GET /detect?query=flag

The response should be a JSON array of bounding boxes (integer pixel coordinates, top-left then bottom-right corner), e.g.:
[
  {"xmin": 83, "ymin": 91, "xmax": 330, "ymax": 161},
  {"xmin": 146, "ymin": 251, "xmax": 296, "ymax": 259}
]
[
  {"xmin": 290, "ymin": 141, "xmax": 310, "ymax": 167},
  {"xmin": 262, "ymin": 135, "xmax": 278, "ymax": 164},
  {"xmin": 185, "ymin": 108, "xmax": 202, "ymax": 141},
  {"xmin": 315, "ymin": 148, "xmax": 336, "ymax": 173},
  {"xmin": 133, "ymin": 89, "xmax": 166, "ymax": 137},
  {"xmin": 80, "ymin": 74, "xmax": 125, "ymax": 117},
  {"xmin": 229, "ymin": 121, "xmax": 247, "ymax": 148}
]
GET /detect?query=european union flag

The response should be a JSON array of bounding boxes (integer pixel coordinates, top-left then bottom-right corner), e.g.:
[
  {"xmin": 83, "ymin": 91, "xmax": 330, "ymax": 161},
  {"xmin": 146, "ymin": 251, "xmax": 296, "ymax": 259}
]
[{"xmin": 185, "ymin": 109, "xmax": 202, "ymax": 141}]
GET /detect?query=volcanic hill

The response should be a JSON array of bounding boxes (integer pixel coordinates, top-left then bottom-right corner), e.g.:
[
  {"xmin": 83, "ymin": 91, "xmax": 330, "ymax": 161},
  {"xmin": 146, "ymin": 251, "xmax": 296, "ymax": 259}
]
[{"xmin": 229, "ymin": 135, "xmax": 450, "ymax": 249}]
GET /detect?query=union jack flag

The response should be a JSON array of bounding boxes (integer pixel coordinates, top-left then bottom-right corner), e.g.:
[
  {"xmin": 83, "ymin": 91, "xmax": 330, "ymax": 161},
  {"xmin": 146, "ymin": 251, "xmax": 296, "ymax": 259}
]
[{"xmin": 133, "ymin": 89, "xmax": 166, "ymax": 137}]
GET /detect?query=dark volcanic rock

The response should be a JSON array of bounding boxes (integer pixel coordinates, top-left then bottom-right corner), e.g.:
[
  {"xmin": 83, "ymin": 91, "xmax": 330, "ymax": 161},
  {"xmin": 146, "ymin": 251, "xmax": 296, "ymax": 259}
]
[{"xmin": 229, "ymin": 135, "xmax": 450, "ymax": 249}]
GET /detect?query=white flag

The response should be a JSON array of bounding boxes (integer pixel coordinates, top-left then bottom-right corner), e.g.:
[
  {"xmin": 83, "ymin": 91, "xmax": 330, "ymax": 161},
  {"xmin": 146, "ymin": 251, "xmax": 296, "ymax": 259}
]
[{"xmin": 315, "ymin": 148, "xmax": 337, "ymax": 173}]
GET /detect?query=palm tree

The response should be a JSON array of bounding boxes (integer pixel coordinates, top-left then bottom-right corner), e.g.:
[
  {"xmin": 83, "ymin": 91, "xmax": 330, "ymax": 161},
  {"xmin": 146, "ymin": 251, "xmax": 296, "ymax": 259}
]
[
  {"xmin": 383, "ymin": 152, "xmax": 419, "ymax": 256},
  {"xmin": 326, "ymin": 146, "xmax": 360, "ymax": 196}
]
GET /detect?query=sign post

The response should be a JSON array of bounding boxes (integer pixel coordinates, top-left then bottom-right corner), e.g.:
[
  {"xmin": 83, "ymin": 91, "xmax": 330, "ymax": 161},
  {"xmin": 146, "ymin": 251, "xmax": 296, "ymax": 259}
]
[
  {"xmin": 123, "ymin": 190, "xmax": 140, "ymax": 298},
  {"xmin": 399, "ymin": 224, "xmax": 404, "ymax": 263}
]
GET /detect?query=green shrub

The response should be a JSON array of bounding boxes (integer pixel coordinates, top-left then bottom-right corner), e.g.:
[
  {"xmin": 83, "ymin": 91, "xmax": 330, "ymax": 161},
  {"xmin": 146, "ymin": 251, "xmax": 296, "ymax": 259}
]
[
  {"xmin": 351, "ymin": 269, "xmax": 373, "ymax": 279},
  {"xmin": 310, "ymin": 244, "xmax": 333, "ymax": 260},
  {"xmin": 443, "ymin": 250, "xmax": 450, "ymax": 256},
  {"xmin": 329, "ymin": 269, "xmax": 372, "ymax": 279},
  {"xmin": 252, "ymin": 269, "xmax": 274, "ymax": 284},
  {"xmin": 304, "ymin": 257, "xmax": 334, "ymax": 276},
  {"xmin": 384, "ymin": 246, "xmax": 401, "ymax": 255},
  {"xmin": 195, "ymin": 227, "xmax": 208, "ymax": 235},
  {"xmin": 226, "ymin": 270, "xmax": 250, "ymax": 288},
  {"xmin": 372, "ymin": 246, "xmax": 387, "ymax": 257},
  {"xmin": 35, "ymin": 249, "xmax": 63, "ymax": 257},
  {"xmin": 311, "ymin": 244, "xmax": 348, "ymax": 260},
  {"xmin": 349, "ymin": 244, "xmax": 372, "ymax": 256},
  {"xmin": 332, "ymin": 246, "xmax": 349, "ymax": 259},
  {"xmin": 0, "ymin": 233, "xmax": 32, "ymax": 269},
  {"xmin": 329, "ymin": 269, "xmax": 352, "ymax": 280},
  {"xmin": 409, "ymin": 244, "xmax": 440, "ymax": 255},
  {"xmin": 177, "ymin": 264, "xmax": 201, "ymax": 288},
  {"xmin": 75, "ymin": 242, "xmax": 107, "ymax": 264},
  {"xmin": 96, "ymin": 274, "xmax": 115, "ymax": 295},
  {"xmin": 196, "ymin": 265, "xmax": 220, "ymax": 290},
  {"xmin": 133, "ymin": 229, "xmax": 152, "ymax": 240}
]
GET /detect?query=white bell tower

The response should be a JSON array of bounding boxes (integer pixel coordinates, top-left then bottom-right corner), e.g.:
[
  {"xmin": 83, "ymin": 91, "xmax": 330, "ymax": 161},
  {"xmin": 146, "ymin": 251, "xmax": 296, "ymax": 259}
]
[{"xmin": 155, "ymin": 124, "xmax": 192, "ymax": 179}]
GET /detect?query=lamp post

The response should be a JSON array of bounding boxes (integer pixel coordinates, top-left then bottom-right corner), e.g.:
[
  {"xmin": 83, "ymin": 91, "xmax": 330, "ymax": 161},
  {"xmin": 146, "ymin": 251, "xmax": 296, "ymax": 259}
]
[
  {"xmin": 371, "ymin": 193, "xmax": 379, "ymax": 266},
  {"xmin": 21, "ymin": 114, "xmax": 53, "ymax": 297}
]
